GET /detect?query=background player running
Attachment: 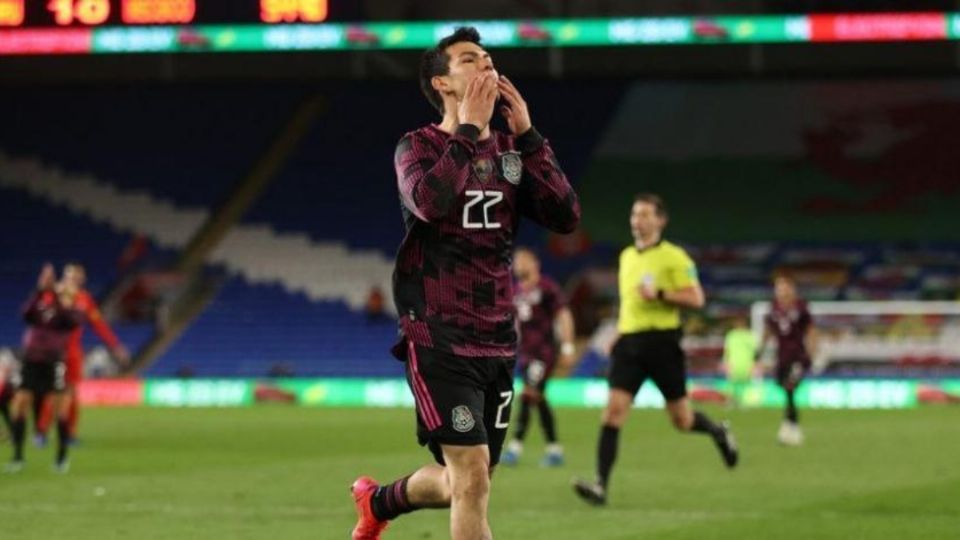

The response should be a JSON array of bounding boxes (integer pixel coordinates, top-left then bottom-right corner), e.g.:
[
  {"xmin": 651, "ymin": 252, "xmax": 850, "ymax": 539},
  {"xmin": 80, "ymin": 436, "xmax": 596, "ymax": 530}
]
[
  {"xmin": 350, "ymin": 27, "xmax": 580, "ymax": 540},
  {"xmin": 6, "ymin": 264, "xmax": 83, "ymax": 473},
  {"xmin": 501, "ymin": 247, "xmax": 575, "ymax": 467},
  {"xmin": 758, "ymin": 274, "xmax": 817, "ymax": 446},
  {"xmin": 573, "ymin": 193, "xmax": 737, "ymax": 506}
]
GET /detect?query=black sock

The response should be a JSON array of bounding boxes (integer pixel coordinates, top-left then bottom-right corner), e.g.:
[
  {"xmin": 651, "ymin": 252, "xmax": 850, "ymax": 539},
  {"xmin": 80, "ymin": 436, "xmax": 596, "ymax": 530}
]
[
  {"xmin": 370, "ymin": 475, "xmax": 416, "ymax": 521},
  {"xmin": 785, "ymin": 389, "xmax": 798, "ymax": 423},
  {"xmin": 514, "ymin": 397, "xmax": 532, "ymax": 442},
  {"xmin": 690, "ymin": 411, "xmax": 723, "ymax": 438},
  {"xmin": 538, "ymin": 400, "xmax": 557, "ymax": 444},
  {"xmin": 56, "ymin": 419, "xmax": 70, "ymax": 464},
  {"xmin": 32, "ymin": 396, "xmax": 44, "ymax": 435},
  {"xmin": 11, "ymin": 417, "xmax": 25, "ymax": 461},
  {"xmin": 597, "ymin": 424, "xmax": 619, "ymax": 489},
  {"xmin": 0, "ymin": 398, "xmax": 11, "ymax": 436}
]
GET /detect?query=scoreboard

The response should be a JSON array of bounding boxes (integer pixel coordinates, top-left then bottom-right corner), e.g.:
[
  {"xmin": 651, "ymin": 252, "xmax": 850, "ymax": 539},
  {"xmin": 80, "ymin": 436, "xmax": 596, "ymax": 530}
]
[
  {"xmin": 0, "ymin": 0, "xmax": 357, "ymax": 26},
  {"xmin": 1, "ymin": 9, "xmax": 959, "ymax": 55}
]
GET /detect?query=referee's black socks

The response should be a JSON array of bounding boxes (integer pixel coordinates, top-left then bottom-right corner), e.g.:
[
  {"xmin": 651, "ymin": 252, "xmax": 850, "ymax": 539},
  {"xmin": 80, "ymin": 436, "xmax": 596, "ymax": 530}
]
[
  {"xmin": 691, "ymin": 411, "xmax": 724, "ymax": 439},
  {"xmin": 597, "ymin": 424, "xmax": 620, "ymax": 489}
]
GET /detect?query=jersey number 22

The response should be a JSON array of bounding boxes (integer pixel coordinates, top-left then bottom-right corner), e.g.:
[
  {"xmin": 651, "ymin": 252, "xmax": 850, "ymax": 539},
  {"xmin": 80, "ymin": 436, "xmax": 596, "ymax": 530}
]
[{"xmin": 463, "ymin": 190, "xmax": 503, "ymax": 230}]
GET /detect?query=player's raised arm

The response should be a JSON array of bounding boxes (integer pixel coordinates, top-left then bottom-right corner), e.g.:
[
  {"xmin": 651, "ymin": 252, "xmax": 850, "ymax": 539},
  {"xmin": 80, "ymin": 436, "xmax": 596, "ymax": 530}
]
[
  {"xmin": 803, "ymin": 315, "xmax": 818, "ymax": 361},
  {"xmin": 21, "ymin": 291, "xmax": 47, "ymax": 325},
  {"xmin": 755, "ymin": 324, "xmax": 771, "ymax": 375},
  {"xmin": 84, "ymin": 301, "xmax": 119, "ymax": 348},
  {"xmin": 643, "ymin": 282, "xmax": 705, "ymax": 310},
  {"xmin": 394, "ymin": 74, "xmax": 496, "ymax": 223},
  {"xmin": 394, "ymin": 131, "xmax": 473, "ymax": 223},
  {"xmin": 23, "ymin": 265, "xmax": 55, "ymax": 324},
  {"xmin": 555, "ymin": 306, "xmax": 576, "ymax": 365},
  {"xmin": 498, "ymin": 76, "xmax": 580, "ymax": 233},
  {"xmin": 638, "ymin": 251, "xmax": 705, "ymax": 309}
]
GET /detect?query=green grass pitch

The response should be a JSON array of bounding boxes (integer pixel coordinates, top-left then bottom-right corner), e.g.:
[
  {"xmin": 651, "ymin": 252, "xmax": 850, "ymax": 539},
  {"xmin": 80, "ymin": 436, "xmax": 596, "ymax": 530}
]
[{"xmin": 1, "ymin": 406, "xmax": 957, "ymax": 539}]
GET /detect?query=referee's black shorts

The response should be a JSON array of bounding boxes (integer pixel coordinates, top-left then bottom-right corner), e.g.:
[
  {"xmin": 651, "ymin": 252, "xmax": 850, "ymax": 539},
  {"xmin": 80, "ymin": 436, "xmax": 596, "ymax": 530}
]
[{"xmin": 608, "ymin": 329, "xmax": 687, "ymax": 401}]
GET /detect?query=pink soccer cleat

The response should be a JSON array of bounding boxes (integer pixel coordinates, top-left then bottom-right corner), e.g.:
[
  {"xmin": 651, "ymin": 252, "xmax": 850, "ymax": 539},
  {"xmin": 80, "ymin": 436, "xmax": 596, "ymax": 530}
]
[{"xmin": 351, "ymin": 476, "xmax": 389, "ymax": 540}]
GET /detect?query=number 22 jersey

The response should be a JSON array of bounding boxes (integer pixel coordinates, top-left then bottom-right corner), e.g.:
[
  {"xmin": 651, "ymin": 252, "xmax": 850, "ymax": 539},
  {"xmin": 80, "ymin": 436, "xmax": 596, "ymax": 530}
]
[{"xmin": 392, "ymin": 123, "xmax": 579, "ymax": 358}]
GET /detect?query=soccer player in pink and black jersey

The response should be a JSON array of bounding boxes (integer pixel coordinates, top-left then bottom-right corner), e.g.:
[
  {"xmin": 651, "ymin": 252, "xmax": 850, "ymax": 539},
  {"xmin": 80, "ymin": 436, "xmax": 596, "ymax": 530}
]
[
  {"xmin": 758, "ymin": 274, "xmax": 817, "ymax": 446},
  {"xmin": 501, "ymin": 247, "xmax": 575, "ymax": 467},
  {"xmin": 350, "ymin": 26, "xmax": 580, "ymax": 540}
]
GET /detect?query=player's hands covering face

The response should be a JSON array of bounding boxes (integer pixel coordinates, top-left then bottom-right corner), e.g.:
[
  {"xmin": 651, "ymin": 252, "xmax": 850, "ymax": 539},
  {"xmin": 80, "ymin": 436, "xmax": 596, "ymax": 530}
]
[
  {"xmin": 497, "ymin": 76, "xmax": 532, "ymax": 135},
  {"xmin": 458, "ymin": 72, "xmax": 498, "ymax": 130}
]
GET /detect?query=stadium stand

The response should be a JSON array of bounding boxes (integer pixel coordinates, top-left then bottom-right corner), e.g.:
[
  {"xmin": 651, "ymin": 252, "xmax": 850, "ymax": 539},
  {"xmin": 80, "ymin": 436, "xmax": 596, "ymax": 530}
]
[{"xmin": 1, "ymin": 81, "xmax": 957, "ymax": 378}]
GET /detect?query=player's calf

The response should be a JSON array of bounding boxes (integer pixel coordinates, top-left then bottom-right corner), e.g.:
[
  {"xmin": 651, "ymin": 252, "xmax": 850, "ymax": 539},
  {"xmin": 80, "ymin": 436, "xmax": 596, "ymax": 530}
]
[
  {"xmin": 448, "ymin": 457, "xmax": 490, "ymax": 504},
  {"xmin": 667, "ymin": 399, "xmax": 738, "ymax": 469},
  {"xmin": 443, "ymin": 445, "xmax": 492, "ymax": 540}
]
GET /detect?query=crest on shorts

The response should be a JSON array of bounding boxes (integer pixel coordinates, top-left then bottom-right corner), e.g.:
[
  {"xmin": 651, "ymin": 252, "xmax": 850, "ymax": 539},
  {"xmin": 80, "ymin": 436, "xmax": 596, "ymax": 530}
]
[
  {"xmin": 473, "ymin": 158, "xmax": 495, "ymax": 183},
  {"xmin": 451, "ymin": 405, "xmax": 476, "ymax": 433},
  {"xmin": 499, "ymin": 151, "xmax": 522, "ymax": 185}
]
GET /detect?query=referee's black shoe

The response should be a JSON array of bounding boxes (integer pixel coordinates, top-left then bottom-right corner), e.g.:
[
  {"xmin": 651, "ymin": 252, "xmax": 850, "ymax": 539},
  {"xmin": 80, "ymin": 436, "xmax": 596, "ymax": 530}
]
[
  {"xmin": 714, "ymin": 421, "xmax": 739, "ymax": 468},
  {"xmin": 572, "ymin": 477, "xmax": 607, "ymax": 506}
]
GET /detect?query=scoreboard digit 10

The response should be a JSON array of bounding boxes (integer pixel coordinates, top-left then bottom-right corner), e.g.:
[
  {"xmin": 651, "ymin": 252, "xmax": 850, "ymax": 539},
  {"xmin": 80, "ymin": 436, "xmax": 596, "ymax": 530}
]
[{"xmin": 0, "ymin": 0, "xmax": 331, "ymax": 27}]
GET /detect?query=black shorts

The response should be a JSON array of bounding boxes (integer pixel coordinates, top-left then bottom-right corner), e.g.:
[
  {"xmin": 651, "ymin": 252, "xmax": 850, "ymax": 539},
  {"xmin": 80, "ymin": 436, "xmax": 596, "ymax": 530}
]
[
  {"xmin": 776, "ymin": 357, "xmax": 810, "ymax": 390},
  {"xmin": 403, "ymin": 342, "xmax": 516, "ymax": 467},
  {"xmin": 20, "ymin": 361, "xmax": 66, "ymax": 396},
  {"xmin": 519, "ymin": 357, "xmax": 555, "ymax": 394},
  {"xmin": 0, "ymin": 380, "xmax": 13, "ymax": 408},
  {"xmin": 608, "ymin": 330, "xmax": 687, "ymax": 401}
]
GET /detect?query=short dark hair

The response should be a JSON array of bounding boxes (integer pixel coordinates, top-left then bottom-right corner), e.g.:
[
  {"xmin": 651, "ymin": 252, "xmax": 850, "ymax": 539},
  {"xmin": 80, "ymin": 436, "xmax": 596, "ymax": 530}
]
[
  {"xmin": 633, "ymin": 193, "xmax": 668, "ymax": 219},
  {"xmin": 774, "ymin": 273, "xmax": 796, "ymax": 284},
  {"xmin": 514, "ymin": 246, "xmax": 539, "ymax": 260},
  {"xmin": 419, "ymin": 26, "xmax": 482, "ymax": 115}
]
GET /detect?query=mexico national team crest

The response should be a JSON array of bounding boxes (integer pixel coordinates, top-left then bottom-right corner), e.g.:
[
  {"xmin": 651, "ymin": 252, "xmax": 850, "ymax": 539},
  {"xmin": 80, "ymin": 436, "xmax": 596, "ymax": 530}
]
[
  {"xmin": 451, "ymin": 405, "xmax": 476, "ymax": 433},
  {"xmin": 499, "ymin": 151, "xmax": 522, "ymax": 185}
]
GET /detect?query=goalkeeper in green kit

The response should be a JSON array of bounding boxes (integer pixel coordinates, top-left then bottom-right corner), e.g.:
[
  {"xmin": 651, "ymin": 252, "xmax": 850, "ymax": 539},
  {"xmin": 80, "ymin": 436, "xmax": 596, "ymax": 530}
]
[{"xmin": 722, "ymin": 315, "xmax": 758, "ymax": 408}]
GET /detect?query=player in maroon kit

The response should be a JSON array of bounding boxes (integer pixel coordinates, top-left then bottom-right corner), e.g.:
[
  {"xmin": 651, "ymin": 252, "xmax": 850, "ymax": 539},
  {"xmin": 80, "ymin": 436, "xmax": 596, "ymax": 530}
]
[
  {"xmin": 758, "ymin": 274, "xmax": 817, "ymax": 446},
  {"xmin": 351, "ymin": 27, "xmax": 580, "ymax": 540},
  {"xmin": 5, "ymin": 264, "xmax": 83, "ymax": 473},
  {"xmin": 501, "ymin": 247, "xmax": 575, "ymax": 467},
  {"xmin": 35, "ymin": 263, "xmax": 128, "ymax": 447}
]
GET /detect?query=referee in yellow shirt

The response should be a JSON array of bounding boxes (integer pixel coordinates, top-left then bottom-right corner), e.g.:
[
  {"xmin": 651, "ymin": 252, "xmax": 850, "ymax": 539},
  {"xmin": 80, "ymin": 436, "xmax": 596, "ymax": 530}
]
[{"xmin": 574, "ymin": 193, "xmax": 738, "ymax": 506}]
